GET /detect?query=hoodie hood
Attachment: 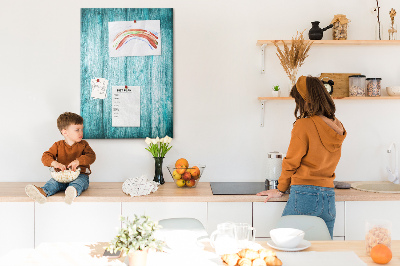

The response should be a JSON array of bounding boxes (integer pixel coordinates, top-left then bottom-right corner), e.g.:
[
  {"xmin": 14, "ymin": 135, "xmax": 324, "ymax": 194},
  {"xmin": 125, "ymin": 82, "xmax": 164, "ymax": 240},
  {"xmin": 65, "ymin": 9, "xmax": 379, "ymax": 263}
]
[{"xmin": 310, "ymin": 116, "xmax": 346, "ymax": 152}]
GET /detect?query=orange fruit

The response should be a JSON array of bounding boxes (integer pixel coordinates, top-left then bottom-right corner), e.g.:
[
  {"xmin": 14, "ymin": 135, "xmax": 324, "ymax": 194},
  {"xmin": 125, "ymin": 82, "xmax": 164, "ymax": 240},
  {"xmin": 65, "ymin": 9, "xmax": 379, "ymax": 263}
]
[
  {"xmin": 370, "ymin": 244, "xmax": 392, "ymax": 264},
  {"xmin": 175, "ymin": 158, "xmax": 189, "ymax": 168}
]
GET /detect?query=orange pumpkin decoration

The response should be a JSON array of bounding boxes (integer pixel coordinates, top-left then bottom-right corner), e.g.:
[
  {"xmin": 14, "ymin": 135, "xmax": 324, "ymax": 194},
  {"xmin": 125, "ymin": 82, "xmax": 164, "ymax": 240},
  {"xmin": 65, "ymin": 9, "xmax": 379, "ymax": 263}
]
[{"xmin": 370, "ymin": 244, "xmax": 392, "ymax": 264}]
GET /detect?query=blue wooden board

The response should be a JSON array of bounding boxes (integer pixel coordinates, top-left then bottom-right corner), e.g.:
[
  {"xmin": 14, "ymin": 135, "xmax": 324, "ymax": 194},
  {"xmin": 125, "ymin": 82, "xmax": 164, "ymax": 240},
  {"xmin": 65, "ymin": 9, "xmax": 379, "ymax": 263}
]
[{"xmin": 80, "ymin": 8, "xmax": 173, "ymax": 139}]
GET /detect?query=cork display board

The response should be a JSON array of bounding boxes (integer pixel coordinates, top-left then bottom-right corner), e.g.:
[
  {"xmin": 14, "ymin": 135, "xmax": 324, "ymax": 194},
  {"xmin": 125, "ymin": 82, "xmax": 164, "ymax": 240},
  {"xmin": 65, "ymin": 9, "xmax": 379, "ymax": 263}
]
[{"xmin": 80, "ymin": 8, "xmax": 173, "ymax": 139}]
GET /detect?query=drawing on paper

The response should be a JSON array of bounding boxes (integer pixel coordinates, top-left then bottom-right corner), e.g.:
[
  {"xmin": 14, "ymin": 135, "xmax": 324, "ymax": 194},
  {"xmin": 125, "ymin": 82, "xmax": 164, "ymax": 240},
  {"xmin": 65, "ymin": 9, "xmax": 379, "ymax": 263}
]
[
  {"xmin": 109, "ymin": 20, "xmax": 161, "ymax": 57},
  {"xmin": 112, "ymin": 29, "xmax": 159, "ymax": 50}
]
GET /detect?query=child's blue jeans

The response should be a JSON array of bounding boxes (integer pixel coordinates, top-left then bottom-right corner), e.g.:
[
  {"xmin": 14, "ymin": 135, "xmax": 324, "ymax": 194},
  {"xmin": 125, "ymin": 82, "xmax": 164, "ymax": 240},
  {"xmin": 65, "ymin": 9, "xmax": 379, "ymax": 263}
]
[
  {"xmin": 281, "ymin": 185, "xmax": 336, "ymax": 239},
  {"xmin": 42, "ymin": 174, "xmax": 89, "ymax": 197}
]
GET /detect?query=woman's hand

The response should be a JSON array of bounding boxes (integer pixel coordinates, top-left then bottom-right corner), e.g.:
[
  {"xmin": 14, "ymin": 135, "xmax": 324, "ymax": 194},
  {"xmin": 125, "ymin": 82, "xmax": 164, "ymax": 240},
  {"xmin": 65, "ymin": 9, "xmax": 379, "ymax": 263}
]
[{"xmin": 256, "ymin": 189, "xmax": 283, "ymax": 203}]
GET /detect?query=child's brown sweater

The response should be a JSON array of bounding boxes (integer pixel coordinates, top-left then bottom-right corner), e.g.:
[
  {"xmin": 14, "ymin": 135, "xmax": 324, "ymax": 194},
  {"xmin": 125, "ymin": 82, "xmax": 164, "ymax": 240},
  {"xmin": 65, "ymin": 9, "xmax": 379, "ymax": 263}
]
[
  {"xmin": 277, "ymin": 116, "xmax": 346, "ymax": 192},
  {"xmin": 42, "ymin": 140, "xmax": 96, "ymax": 175}
]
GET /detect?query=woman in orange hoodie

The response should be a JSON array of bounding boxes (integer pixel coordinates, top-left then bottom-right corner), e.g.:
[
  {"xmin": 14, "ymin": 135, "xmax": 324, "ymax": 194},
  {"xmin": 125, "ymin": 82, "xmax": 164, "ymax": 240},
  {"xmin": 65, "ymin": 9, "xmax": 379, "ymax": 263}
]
[{"xmin": 257, "ymin": 76, "xmax": 346, "ymax": 238}]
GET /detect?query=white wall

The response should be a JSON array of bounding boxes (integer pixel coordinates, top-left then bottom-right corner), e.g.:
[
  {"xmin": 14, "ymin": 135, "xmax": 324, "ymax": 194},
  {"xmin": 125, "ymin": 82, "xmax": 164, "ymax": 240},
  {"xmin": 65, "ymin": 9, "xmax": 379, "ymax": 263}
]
[{"xmin": 0, "ymin": 0, "xmax": 399, "ymax": 183}]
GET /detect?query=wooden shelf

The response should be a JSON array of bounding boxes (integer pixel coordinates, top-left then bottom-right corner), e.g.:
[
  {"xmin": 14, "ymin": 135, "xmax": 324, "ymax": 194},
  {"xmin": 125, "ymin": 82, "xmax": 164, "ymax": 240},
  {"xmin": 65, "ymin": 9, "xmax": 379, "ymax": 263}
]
[
  {"xmin": 258, "ymin": 96, "xmax": 400, "ymax": 127},
  {"xmin": 257, "ymin": 40, "xmax": 400, "ymax": 46},
  {"xmin": 258, "ymin": 96, "xmax": 400, "ymax": 101}
]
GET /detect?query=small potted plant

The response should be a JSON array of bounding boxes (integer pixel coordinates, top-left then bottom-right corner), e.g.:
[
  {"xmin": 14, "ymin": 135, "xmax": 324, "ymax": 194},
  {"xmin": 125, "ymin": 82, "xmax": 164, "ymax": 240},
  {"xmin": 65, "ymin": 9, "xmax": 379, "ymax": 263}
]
[
  {"xmin": 107, "ymin": 215, "xmax": 164, "ymax": 266},
  {"xmin": 272, "ymin": 85, "xmax": 281, "ymax": 97}
]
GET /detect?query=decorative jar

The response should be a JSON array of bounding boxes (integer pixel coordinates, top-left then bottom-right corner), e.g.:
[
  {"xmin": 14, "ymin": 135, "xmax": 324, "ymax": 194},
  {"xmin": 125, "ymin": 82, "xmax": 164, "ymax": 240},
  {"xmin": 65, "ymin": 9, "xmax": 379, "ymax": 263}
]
[
  {"xmin": 349, "ymin": 75, "xmax": 366, "ymax": 97},
  {"xmin": 366, "ymin": 78, "xmax": 382, "ymax": 97}
]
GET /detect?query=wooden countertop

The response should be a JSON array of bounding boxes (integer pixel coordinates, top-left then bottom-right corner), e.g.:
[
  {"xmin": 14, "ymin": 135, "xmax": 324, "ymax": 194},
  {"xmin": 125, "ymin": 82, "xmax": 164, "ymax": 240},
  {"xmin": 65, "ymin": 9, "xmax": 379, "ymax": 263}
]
[{"xmin": 2, "ymin": 182, "xmax": 400, "ymax": 202}]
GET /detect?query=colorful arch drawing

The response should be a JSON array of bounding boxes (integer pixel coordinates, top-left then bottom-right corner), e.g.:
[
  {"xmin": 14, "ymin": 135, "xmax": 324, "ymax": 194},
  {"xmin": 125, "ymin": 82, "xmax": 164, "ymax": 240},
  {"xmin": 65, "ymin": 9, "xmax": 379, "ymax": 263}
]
[{"xmin": 112, "ymin": 29, "xmax": 159, "ymax": 50}]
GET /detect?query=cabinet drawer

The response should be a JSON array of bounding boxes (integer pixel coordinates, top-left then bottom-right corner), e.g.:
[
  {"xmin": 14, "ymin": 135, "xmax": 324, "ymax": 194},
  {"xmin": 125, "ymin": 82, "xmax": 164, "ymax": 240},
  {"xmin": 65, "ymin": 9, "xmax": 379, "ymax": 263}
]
[
  {"xmin": 0, "ymin": 203, "xmax": 34, "ymax": 257},
  {"xmin": 207, "ymin": 202, "xmax": 252, "ymax": 235}
]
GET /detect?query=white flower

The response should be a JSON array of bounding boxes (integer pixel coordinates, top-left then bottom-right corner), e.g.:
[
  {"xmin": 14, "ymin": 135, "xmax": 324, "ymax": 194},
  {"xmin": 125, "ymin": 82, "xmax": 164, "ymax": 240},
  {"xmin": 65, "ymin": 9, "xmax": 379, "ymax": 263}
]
[
  {"xmin": 160, "ymin": 137, "xmax": 165, "ymax": 143},
  {"xmin": 145, "ymin": 137, "xmax": 152, "ymax": 145},
  {"xmin": 151, "ymin": 138, "xmax": 158, "ymax": 145},
  {"xmin": 165, "ymin": 136, "xmax": 172, "ymax": 144}
]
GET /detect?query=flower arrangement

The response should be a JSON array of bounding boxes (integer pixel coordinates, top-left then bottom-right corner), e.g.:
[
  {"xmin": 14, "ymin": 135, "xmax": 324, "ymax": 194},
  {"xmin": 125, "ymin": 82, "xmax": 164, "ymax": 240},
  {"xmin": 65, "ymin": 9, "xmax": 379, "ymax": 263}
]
[
  {"xmin": 107, "ymin": 215, "xmax": 164, "ymax": 255},
  {"xmin": 145, "ymin": 136, "xmax": 172, "ymax": 158},
  {"xmin": 273, "ymin": 31, "xmax": 313, "ymax": 88},
  {"xmin": 273, "ymin": 85, "xmax": 280, "ymax": 91}
]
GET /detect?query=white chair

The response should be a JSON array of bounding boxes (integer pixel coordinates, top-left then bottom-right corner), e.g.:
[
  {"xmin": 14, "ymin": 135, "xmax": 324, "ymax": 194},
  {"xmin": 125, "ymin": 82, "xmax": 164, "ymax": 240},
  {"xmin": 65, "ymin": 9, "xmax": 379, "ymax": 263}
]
[
  {"xmin": 274, "ymin": 215, "xmax": 332, "ymax": 241},
  {"xmin": 156, "ymin": 218, "xmax": 209, "ymax": 250}
]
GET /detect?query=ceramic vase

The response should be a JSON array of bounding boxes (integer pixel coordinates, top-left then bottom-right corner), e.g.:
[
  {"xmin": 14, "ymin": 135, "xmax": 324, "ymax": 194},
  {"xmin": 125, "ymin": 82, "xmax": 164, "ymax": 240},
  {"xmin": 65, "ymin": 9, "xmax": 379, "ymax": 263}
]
[
  {"xmin": 128, "ymin": 249, "xmax": 149, "ymax": 266},
  {"xmin": 272, "ymin": 90, "xmax": 280, "ymax": 97},
  {"xmin": 153, "ymin": 157, "xmax": 165, "ymax": 184}
]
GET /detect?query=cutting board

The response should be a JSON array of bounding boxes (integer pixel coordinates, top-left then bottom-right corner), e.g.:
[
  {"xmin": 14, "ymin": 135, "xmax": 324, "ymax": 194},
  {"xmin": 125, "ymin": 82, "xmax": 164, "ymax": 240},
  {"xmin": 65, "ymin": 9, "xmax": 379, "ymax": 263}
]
[{"xmin": 319, "ymin": 73, "xmax": 361, "ymax": 98}]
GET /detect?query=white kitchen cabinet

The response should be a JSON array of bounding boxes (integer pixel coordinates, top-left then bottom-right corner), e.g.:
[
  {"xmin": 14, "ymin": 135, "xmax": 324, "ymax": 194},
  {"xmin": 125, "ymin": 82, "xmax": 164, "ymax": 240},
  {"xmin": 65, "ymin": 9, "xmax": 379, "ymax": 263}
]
[
  {"xmin": 35, "ymin": 202, "xmax": 121, "ymax": 247},
  {"xmin": 122, "ymin": 202, "xmax": 207, "ymax": 230},
  {"xmin": 207, "ymin": 202, "xmax": 252, "ymax": 235},
  {"xmin": 253, "ymin": 202, "xmax": 345, "ymax": 238},
  {"xmin": 345, "ymin": 201, "xmax": 400, "ymax": 240},
  {"xmin": 253, "ymin": 202, "xmax": 286, "ymax": 238},
  {"xmin": 0, "ymin": 203, "xmax": 34, "ymax": 257}
]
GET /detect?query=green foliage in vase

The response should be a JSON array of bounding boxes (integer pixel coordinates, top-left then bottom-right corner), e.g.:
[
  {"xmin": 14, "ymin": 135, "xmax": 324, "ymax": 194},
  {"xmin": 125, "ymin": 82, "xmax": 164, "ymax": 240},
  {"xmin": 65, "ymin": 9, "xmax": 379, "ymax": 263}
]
[
  {"xmin": 273, "ymin": 85, "xmax": 280, "ymax": 91},
  {"xmin": 107, "ymin": 215, "xmax": 165, "ymax": 255}
]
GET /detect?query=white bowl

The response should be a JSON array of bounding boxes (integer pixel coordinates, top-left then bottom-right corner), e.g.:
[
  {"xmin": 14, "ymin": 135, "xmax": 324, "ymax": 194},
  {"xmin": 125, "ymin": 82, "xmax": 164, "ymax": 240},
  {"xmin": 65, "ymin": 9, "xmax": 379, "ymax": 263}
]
[
  {"xmin": 270, "ymin": 228, "xmax": 305, "ymax": 249},
  {"xmin": 386, "ymin": 86, "xmax": 400, "ymax": 96}
]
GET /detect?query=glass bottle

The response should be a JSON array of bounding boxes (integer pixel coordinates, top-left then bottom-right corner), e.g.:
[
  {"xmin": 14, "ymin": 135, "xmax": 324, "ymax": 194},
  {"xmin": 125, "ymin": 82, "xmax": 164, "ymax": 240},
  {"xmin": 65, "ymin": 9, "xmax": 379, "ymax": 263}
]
[{"xmin": 389, "ymin": 24, "xmax": 397, "ymax": 40}]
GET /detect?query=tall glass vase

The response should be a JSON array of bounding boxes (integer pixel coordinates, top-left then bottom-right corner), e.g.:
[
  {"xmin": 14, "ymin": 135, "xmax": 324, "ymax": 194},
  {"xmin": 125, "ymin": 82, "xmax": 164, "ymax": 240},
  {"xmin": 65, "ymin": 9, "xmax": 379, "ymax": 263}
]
[
  {"xmin": 153, "ymin": 157, "xmax": 165, "ymax": 185},
  {"xmin": 375, "ymin": 21, "xmax": 382, "ymax": 40}
]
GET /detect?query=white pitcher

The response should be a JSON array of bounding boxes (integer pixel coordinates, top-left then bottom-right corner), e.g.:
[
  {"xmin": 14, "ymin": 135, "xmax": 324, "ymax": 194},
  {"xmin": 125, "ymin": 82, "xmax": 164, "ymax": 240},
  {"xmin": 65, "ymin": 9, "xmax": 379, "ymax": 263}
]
[{"xmin": 210, "ymin": 222, "xmax": 237, "ymax": 255}]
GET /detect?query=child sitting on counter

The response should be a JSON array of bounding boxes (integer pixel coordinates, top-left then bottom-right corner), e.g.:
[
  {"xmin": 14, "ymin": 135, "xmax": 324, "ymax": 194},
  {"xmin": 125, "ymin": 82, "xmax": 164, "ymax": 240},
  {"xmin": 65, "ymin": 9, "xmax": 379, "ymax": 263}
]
[{"xmin": 25, "ymin": 112, "xmax": 96, "ymax": 204}]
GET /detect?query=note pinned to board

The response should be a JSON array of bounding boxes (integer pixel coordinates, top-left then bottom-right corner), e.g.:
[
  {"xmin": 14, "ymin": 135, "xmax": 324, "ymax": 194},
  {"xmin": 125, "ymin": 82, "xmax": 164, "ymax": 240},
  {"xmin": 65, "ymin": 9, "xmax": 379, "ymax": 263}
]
[
  {"xmin": 91, "ymin": 78, "xmax": 108, "ymax": 99},
  {"xmin": 112, "ymin": 86, "xmax": 140, "ymax": 127}
]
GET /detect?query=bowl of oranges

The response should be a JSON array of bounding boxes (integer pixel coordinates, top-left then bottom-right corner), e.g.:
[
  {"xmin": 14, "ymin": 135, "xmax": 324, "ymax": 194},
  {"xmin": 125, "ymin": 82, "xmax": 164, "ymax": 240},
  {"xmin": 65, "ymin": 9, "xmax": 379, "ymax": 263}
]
[{"xmin": 167, "ymin": 158, "xmax": 205, "ymax": 188}]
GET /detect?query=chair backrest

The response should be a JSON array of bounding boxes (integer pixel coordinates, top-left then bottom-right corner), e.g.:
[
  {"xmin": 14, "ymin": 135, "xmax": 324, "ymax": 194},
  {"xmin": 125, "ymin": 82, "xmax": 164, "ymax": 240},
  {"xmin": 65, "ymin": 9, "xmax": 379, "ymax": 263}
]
[{"xmin": 274, "ymin": 215, "xmax": 332, "ymax": 241}]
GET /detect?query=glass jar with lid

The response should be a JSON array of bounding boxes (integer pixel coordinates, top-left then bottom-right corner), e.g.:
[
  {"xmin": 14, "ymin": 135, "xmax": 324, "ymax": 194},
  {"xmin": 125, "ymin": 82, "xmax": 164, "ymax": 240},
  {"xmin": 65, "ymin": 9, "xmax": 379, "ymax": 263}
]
[
  {"xmin": 366, "ymin": 78, "xmax": 382, "ymax": 97},
  {"xmin": 349, "ymin": 75, "xmax": 366, "ymax": 97}
]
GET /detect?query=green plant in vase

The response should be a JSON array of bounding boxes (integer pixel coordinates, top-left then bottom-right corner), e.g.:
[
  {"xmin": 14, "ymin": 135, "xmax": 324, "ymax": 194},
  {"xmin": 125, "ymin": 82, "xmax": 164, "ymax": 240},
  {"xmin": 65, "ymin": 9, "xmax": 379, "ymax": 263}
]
[
  {"xmin": 272, "ymin": 85, "xmax": 281, "ymax": 97},
  {"xmin": 145, "ymin": 136, "xmax": 172, "ymax": 184},
  {"xmin": 107, "ymin": 215, "xmax": 164, "ymax": 266}
]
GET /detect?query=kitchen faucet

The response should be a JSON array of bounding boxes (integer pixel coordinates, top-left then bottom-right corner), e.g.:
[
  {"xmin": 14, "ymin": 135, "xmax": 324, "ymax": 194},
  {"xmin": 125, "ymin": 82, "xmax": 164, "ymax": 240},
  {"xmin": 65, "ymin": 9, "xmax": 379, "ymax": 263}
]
[{"xmin": 387, "ymin": 142, "xmax": 399, "ymax": 184}]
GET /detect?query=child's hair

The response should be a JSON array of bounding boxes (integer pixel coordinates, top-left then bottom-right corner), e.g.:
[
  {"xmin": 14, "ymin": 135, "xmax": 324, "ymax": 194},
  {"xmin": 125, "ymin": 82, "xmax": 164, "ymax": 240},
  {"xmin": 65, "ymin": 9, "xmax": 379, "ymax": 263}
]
[
  {"xmin": 57, "ymin": 112, "xmax": 83, "ymax": 132},
  {"xmin": 290, "ymin": 76, "xmax": 336, "ymax": 120}
]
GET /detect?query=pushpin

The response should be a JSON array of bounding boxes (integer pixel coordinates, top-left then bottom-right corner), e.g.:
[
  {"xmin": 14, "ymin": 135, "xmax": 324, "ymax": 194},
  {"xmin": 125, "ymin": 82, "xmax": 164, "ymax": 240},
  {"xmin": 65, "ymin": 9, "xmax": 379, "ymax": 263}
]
[
  {"xmin": 97, "ymin": 79, "xmax": 100, "ymax": 82},
  {"xmin": 125, "ymin": 85, "xmax": 128, "ymax": 89},
  {"xmin": 134, "ymin": 20, "xmax": 136, "ymax": 23}
]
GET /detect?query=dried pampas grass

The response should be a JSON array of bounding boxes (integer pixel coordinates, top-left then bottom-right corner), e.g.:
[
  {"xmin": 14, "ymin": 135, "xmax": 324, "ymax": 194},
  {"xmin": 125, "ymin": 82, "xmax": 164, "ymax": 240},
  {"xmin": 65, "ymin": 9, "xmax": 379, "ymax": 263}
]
[{"xmin": 273, "ymin": 31, "xmax": 313, "ymax": 86}]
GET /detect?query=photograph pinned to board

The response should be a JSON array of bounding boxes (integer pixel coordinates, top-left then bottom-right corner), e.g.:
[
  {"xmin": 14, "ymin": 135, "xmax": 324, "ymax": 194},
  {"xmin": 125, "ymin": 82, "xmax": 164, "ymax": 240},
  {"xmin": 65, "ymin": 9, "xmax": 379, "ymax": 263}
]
[
  {"xmin": 112, "ymin": 86, "xmax": 141, "ymax": 127},
  {"xmin": 109, "ymin": 20, "xmax": 161, "ymax": 57},
  {"xmin": 91, "ymin": 78, "xmax": 108, "ymax": 99}
]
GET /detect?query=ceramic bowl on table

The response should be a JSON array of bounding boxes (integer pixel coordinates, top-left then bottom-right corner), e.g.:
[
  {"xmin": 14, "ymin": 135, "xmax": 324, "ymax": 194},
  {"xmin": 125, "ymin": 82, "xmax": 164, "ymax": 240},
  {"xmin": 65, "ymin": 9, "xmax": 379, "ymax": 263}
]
[
  {"xmin": 270, "ymin": 228, "xmax": 305, "ymax": 249},
  {"xmin": 386, "ymin": 86, "xmax": 400, "ymax": 96},
  {"xmin": 50, "ymin": 167, "xmax": 80, "ymax": 183},
  {"xmin": 167, "ymin": 165, "xmax": 206, "ymax": 188}
]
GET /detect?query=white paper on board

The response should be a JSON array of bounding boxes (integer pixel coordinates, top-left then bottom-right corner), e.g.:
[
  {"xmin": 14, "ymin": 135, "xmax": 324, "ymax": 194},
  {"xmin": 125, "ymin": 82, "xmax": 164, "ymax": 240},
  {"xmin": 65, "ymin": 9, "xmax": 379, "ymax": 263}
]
[
  {"xmin": 108, "ymin": 20, "xmax": 161, "ymax": 57},
  {"xmin": 112, "ymin": 86, "xmax": 140, "ymax": 127},
  {"xmin": 91, "ymin": 78, "xmax": 108, "ymax": 99}
]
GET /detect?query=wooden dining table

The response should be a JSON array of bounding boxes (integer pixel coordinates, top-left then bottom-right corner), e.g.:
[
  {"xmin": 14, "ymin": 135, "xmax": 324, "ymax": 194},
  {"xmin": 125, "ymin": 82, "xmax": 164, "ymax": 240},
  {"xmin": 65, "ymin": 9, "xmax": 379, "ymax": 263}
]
[
  {"xmin": 1, "ymin": 241, "xmax": 399, "ymax": 265},
  {"xmin": 93, "ymin": 240, "xmax": 400, "ymax": 265}
]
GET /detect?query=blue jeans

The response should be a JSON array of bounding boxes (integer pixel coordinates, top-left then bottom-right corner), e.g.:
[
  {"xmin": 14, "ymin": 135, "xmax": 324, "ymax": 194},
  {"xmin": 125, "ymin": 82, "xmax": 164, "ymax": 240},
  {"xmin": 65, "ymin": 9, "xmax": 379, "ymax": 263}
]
[
  {"xmin": 42, "ymin": 174, "xmax": 89, "ymax": 197},
  {"xmin": 282, "ymin": 185, "xmax": 336, "ymax": 238}
]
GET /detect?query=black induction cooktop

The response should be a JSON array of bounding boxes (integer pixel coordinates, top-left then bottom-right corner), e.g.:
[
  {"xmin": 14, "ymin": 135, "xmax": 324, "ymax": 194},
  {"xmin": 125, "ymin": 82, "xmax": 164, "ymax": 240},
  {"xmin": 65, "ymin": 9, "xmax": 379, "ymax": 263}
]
[{"xmin": 210, "ymin": 182, "xmax": 266, "ymax": 195}]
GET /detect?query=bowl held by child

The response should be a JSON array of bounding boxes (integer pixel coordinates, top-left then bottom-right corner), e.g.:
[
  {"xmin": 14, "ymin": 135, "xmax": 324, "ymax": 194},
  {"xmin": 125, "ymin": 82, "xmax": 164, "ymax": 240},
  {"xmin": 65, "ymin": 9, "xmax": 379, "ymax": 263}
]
[{"xmin": 50, "ymin": 167, "xmax": 80, "ymax": 183}]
